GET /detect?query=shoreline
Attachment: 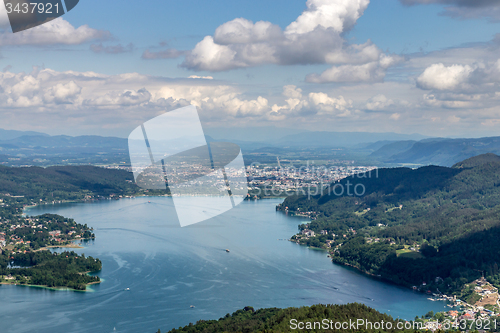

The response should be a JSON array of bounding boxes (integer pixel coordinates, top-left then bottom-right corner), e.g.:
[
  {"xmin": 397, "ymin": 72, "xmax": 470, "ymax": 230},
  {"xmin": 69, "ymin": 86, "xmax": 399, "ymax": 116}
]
[
  {"xmin": 291, "ymin": 237, "xmax": 458, "ymax": 314},
  {"xmin": 35, "ymin": 243, "xmax": 84, "ymax": 251},
  {"xmin": 0, "ymin": 279, "xmax": 101, "ymax": 292}
]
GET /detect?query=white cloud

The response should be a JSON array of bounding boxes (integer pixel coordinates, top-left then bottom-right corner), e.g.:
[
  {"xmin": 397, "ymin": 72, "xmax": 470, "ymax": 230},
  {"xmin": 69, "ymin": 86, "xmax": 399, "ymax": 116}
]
[
  {"xmin": 0, "ymin": 69, "xmax": 85, "ymax": 107},
  {"xmin": 413, "ymin": 57, "xmax": 500, "ymax": 110},
  {"xmin": 416, "ymin": 63, "xmax": 473, "ymax": 90},
  {"xmin": 181, "ymin": 0, "xmax": 401, "ymax": 82},
  {"xmin": 285, "ymin": 0, "xmax": 369, "ymax": 35},
  {"xmin": 214, "ymin": 18, "xmax": 282, "ymax": 44},
  {"xmin": 306, "ymin": 54, "xmax": 404, "ymax": 83},
  {"xmin": 0, "ymin": 18, "xmax": 110, "ymax": 46},
  {"xmin": 43, "ymin": 81, "xmax": 81, "ymax": 104},
  {"xmin": 309, "ymin": 92, "xmax": 352, "ymax": 116},
  {"xmin": 390, "ymin": 113, "xmax": 401, "ymax": 120},
  {"xmin": 188, "ymin": 75, "xmax": 214, "ymax": 80},
  {"xmin": 269, "ymin": 85, "xmax": 353, "ymax": 119},
  {"xmin": 0, "ymin": 68, "xmax": 361, "ymax": 131},
  {"xmin": 85, "ymin": 88, "xmax": 152, "ymax": 107},
  {"xmin": 365, "ymin": 94, "xmax": 395, "ymax": 110},
  {"xmin": 389, "ymin": 34, "xmax": 500, "ymax": 115}
]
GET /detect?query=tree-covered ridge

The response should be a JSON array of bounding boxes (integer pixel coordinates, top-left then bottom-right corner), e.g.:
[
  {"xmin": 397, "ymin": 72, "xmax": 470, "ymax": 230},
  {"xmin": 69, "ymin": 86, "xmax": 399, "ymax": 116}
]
[
  {"xmin": 167, "ymin": 303, "xmax": 416, "ymax": 333},
  {"xmin": 0, "ymin": 250, "xmax": 101, "ymax": 290},
  {"xmin": 0, "ymin": 165, "xmax": 143, "ymax": 201},
  {"xmin": 279, "ymin": 154, "xmax": 500, "ymax": 295}
]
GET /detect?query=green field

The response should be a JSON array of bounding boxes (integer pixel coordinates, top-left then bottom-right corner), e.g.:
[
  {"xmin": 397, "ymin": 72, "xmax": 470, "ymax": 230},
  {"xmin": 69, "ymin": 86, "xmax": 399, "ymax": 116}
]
[{"xmin": 396, "ymin": 250, "xmax": 424, "ymax": 259}]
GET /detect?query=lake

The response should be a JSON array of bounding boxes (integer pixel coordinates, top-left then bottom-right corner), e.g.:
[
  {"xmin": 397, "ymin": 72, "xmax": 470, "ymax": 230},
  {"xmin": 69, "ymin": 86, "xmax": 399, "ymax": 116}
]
[{"xmin": 0, "ymin": 197, "xmax": 450, "ymax": 332}]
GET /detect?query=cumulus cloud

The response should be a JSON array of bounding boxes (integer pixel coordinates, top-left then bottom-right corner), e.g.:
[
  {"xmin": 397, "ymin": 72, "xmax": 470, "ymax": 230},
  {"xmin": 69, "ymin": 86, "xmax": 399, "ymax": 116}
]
[
  {"xmin": 91, "ymin": 43, "xmax": 134, "ymax": 54},
  {"xmin": 43, "ymin": 81, "xmax": 82, "ymax": 104},
  {"xmin": 417, "ymin": 61, "xmax": 500, "ymax": 92},
  {"xmin": 0, "ymin": 69, "xmax": 84, "ymax": 107},
  {"xmin": 285, "ymin": 0, "xmax": 369, "ymax": 34},
  {"xmin": 365, "ymin": 94, "xmax": 395, "ymax": 110},
  {"xmin": 0, "ymin": 18, "xmax": 110, "ymax": 46},
  {"xmin": 0, "ymin": 67, "xmax": 360, "ymax": 130},
  {"xmin": 421, "ymin": 92, "xmax": 485, "ymax": 109},
  {"xmin": 416, "ymin": 63, "xmax": 473, "ymax": 90},
  {"xmin": 399, "ymin": 0, "xmax": 500, "ymax": 21},
  {"xmin": 306, "ymin": 54, "xmax": 404, "ymax": 83},
  {"xmin": 269, "ymin": 85, "xmax": 353, "ymax": 119},
  {"xmin": 415, "ymin": 60, "xmax": 500, "ymax": 110},
  {"xmin": 1, "ymin": 66, "xmax": 499, "ymax": 137},
  {"xmin": 188, "ymin": 75, "xmax": 214, "ymax": 80},
  {"xmin": 180, "ymin": 0, "xmax": 402, "ymax": 82},
  {"xmin": 84, "ymin": 88, "xmax": 152, "ymax": 107}
]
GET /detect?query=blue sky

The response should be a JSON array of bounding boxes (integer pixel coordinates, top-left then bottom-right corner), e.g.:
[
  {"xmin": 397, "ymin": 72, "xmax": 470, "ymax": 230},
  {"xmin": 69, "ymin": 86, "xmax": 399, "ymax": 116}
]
[{"xmin": 0, "ymin": 0, "xmax": 500, "ymax": 137}]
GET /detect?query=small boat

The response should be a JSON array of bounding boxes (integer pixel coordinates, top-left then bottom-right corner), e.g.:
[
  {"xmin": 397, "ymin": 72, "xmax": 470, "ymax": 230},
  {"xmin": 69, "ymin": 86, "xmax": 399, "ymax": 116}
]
[
  {"xmin": 148, "ymin": 201, "xmax": 151, "ymax": 203},
  {"xmin": 225, "ymin": 249, "xmax": 230, "ymax": 253},
  {"xmin": 190, "ymin": 305, "xmax": 195, "ymax": 308},
  {"xmin": 125, "ymin": 288, "xmax": 130, "ymax": 291}
]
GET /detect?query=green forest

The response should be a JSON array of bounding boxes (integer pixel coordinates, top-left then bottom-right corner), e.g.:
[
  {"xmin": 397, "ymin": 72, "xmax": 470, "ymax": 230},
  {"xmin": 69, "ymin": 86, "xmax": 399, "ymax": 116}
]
[
  {"xmin": 167, "ymin": 303, "xmax": 419, "ymax": 333},
  {"xmin": 0, "ymin": 164, "xmax": 144, "ymax": 201},
  {"xmin": 0, "ymin": 250, "xmax": 101, "ymax": 290},
  {"xmin": 0, "ymin": 165, "xmax": 140, "ymax": 290},
  {"xmin": 279, "ymin": 153, "xmax": 500, "ymax": 295}
]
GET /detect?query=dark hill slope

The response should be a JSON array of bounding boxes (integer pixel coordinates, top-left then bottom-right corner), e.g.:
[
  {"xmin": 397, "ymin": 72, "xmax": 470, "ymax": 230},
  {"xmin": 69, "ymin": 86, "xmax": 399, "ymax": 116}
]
[{"xmin": 280, "ymin": 154, "xmax": 500, "ymax": 293}]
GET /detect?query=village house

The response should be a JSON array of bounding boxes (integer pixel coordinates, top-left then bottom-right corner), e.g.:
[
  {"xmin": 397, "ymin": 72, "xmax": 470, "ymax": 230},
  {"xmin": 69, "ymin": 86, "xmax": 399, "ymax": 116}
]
[{"xmin": 301, "ymin": 229, "xmax": 315, "ymax": 237}]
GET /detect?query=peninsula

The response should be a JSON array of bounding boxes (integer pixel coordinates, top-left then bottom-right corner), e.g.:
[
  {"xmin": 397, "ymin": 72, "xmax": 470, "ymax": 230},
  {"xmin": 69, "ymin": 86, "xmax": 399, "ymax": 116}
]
[{"xmin": 0, "ymin": 164, "xmax": 146, "ymax": 290}]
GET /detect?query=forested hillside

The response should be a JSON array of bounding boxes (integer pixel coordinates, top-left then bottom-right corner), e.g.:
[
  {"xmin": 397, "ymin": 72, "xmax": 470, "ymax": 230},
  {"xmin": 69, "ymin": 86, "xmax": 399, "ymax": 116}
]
[
  {"xmin": 167, "ymin": 303, "xmax": 415, "ymax": 333},
  {"xmin": 0, "ymin": 165, "xmax": 143, "ymax": 201},
  {"xmin": 279, "ymin": 153, "xmax": 500, "ymax": 294}
]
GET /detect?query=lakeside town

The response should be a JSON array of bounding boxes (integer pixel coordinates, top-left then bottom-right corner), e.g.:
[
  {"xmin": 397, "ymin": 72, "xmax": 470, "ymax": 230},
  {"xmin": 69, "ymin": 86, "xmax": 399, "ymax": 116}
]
[
  {"xmin": 119, "ymin": 157, "xmax": 378, "ymax": 198},
  {"xmin": 0, "ymin": 194, "xmax": 101, "ymax": 288},
  {"xmin": 247, "ymin": 161, "xmax": 377, "ymax": 197}
]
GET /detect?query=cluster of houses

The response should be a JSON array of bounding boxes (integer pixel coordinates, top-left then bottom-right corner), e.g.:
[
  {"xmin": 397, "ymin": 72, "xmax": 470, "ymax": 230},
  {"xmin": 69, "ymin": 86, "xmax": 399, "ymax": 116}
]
[
  {"xmin": 0, "ymin": 216, "xmax": 85, "ymax": 253},
  {"xmin": 301, "ymin": 229, "xmax": 316, "ymax": 237},
  {"xmin": 421, "ymin": 278, "xmax": 500, "ymax": 331},
  {"xmin": 248, "ymin": 165, "xmax": 377, "ymax": 194},
  {"xmin": 293, "ymin": 229, "xmax": 340, "ymax": 248}
]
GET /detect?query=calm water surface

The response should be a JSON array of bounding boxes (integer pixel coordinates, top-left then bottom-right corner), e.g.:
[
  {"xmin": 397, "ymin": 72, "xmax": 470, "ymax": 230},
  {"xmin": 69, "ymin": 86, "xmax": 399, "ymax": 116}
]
[{"xmin": 0, "ymin": 197, "xmax": 450, "ymax": 333}]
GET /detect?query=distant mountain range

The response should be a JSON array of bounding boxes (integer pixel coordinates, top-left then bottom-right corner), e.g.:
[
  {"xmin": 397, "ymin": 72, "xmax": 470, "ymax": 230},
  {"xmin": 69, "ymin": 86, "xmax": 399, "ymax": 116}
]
[
  {"xmin": 2, "ymin": 127, "xmax": 500, "ymax": 167},
  {"xmin": 0, "ymin": 128, "xmax": 48, "ymax": 140},
  {"xmin": 369, "ymin": 136, "xmax": 500, "ymax": 167},
  {"xmin": 0, "ymin": 132, "xmax": 129, "ymax": 166},
  {"xmin": 205, "ymin": 126, "xmax": 428, "ymax": 148}
]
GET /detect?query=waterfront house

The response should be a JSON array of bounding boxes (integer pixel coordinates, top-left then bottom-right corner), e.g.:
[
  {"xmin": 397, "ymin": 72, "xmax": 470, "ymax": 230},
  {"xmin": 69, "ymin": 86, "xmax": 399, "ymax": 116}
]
[{"xmin": 301, "ymin": 229, "xmax": 315, "ymax": 237}]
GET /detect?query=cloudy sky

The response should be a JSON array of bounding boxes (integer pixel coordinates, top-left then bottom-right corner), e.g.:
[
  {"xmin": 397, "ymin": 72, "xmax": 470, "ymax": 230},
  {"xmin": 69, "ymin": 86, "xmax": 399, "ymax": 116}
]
[{"xmin": 0, "ymin": 0, "xmax": 500, "ymax": 138}]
